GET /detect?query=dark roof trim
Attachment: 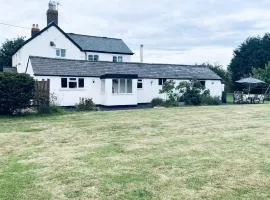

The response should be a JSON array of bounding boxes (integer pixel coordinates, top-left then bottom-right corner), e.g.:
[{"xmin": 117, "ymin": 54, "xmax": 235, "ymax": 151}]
[
  {"xmin": 34, "ymin": 74, "xmax": 100, "ymax": 78},
  {"xmin": 13, "ymin": 22, "xmax": 83, "ymax": 56},
  {"xmin": 84, "ymin": 49, "xmax": 134, "ymax": 55},
  {"xmin": 33, "ymin": 74, "xmax": 220, "ymax": 81},
  {"xmin": 100, "ymin": 74, "xmax": 138, "ymax": 79}
]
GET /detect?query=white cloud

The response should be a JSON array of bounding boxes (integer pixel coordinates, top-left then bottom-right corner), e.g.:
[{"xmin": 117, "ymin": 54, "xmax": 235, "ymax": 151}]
[{"xmin": 1, "ymin": 0, "xmax": 270, "ymax": 66}]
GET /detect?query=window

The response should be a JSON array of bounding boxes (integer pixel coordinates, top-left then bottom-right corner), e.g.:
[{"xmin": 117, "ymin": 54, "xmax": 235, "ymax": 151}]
[
  {"xmin": 101, "ymin": 80, "xmax": 105, "ymax": 93},
  {"xmin": 200, "ymin": 81, "xmax": 206, "ymax": 87},
  {"xmin": 79, "ymin": 78, "xmax": 84, "ymax": 88},
  {"xmin": 56, "ymin": 49, "xmax": 66, "ymax": 57},
  {"xmin": 112, "ymin": 79, "xmax": 132, "ymax": 94},
  {"xmin": 158, "ymin": 78, "xmax": 167, "ymax": 85},
  {"xmin": 118, "ymin": 56, "xmax": 123, "ymax": 62},
  {"xmin": 88, "ymin": 55, "xmax": 99, "ymax": 61},
  {"xmin": 61, "ymin": 78, "xmax": 67, "ymax": 88},
  {"xmin": 113, "ymin": 56, "xmax": 123, "ymax": 62},
  {"xmin": 94, "ymin": 55, "xmax": 99, "ymax": 61},
  {"xmin": 88, "ymin": 55, "xmax": 93, "ymax": 61},
  {"xmin": 69, "ymin": 78, "xmax": 77, "ymax": 88},
  {"xmin": 61, "ymin": 78, "xmax": 84, "ymax": 89},
  {"xmin": 137, "ymin": 79, "xmax": 143, "ymax": 89}
]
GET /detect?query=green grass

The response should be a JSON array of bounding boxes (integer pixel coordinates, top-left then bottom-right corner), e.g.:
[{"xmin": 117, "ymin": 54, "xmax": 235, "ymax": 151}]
[
  {"xmin": 226, "ymin": 93, "xmax": 234, "ymax": 103},
  {"xmin": 0, "ymin": 105, "xmax": 270, "ymax": 199}
]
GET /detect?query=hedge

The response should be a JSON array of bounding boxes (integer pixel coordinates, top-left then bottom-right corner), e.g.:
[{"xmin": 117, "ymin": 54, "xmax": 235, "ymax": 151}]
[{"xmin": 0, "ymin": 73, "xmax": 35, "ymax": 114}]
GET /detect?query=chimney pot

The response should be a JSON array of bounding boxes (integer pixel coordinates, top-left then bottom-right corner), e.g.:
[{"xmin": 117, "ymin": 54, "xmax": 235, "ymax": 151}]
[{"xmin": 31, "ymin": 23, "xmax": 40, "ymax": 37}]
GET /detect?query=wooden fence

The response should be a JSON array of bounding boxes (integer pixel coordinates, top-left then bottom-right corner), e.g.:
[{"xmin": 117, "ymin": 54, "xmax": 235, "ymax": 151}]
[{"xmin": 34, "ymin": 79, "xmax": 50, "ymax": 107}]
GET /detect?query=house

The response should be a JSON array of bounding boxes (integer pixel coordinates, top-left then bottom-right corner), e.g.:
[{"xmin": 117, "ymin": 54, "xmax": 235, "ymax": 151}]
[
  {"xmin": 13, "ymin": 1, "xmax": 224, "ymax": 107},
  {"xmin": 12, "ymin": 2, "xmax": 133, "ymax": 73},
  {"xmin": 26, "ymin": 56, "xmax": 223, "ymax": 106}
]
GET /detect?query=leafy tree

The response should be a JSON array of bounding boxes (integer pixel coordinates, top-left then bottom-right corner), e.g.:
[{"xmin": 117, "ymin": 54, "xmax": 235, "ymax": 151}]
[
  {"xmin": 0, "ymin": 73, "xmax": 35, "ymax": 114},
  {"xmin": 228, "ymin": 33, "xmax": 270, "ymax": 89},
  {"xmin": 0, "ymin": 37, "xmax": 25, "ymax": 71},
  {"xmin": 252, "ymin": 62, "xmax": 270, "ymax": 84},
  {"xmin": 202, "ymin": 63, "xmax": 232, "ymax": 92}
]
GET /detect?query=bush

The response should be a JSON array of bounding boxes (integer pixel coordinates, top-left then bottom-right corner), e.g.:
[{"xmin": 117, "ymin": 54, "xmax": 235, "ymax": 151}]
[
  {"xmin": 0, "ymin": 73, "xmax": 35, "ymax": 114},
  {"xmin": 75, "ymin": 98, "xmax": 96, "ymax": 111},
  {"xmin": 151, "ymin": 98, "xmax": 164, "ymax": 107},
  {"xmin": 201, "ymin": 95, "xmax": 221, "ymax": 105}
]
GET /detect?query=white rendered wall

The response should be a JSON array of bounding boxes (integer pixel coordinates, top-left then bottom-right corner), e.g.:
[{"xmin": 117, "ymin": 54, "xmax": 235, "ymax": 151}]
[
  {"xmin": 137, "ymin": 79, "xmax": 224, "ymax": 104},
  {"xmin": 13, "ymin": 26, "xmax": 85, "ymax": 73},
  {"xmin": 35, "ymin": 76, "xmax": 101, "ymax": 106},
  {"xmin": 85, "ymin": 52, "xmax": 131, "ymax": 62},
  {"xmin": 205, "ymin": 80, "xmax": 224, "ymax": 97}
]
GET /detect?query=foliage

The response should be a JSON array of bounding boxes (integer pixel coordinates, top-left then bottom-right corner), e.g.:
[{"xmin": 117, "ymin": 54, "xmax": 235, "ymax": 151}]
[
  {"xmin": 201, "ymin": 94, "xmax": 222, "ymax": 105},
  {"xmin": 0, "ymin": 37, "xmax": 25, "ymax": 71},
  {"xmin": 0, "ymin": 72, "xmax": 35, "ymax": 114},
  {"xmin": 203, "ymin": 63, "xmax": 232, "ymax": 92},
  {"xmin": 158, "ymin": 80, "xmax": 221, "ymax": 106},
  {"xmin": 151, "ymin": 98, "xmax": 165, "ymax": 107},
  {"xmin": 252, "ymin": 61, "xmax": 270, "ymax": 84},
  {"xmin": 178, "ymin": 81, "xmax": 205, "ymax": 105},
  {"xmin": 37, "ymin": 93, "xmax": 63, "ymax": 114},
  {"xmin": 159, "ymin": 80, "xmax": 179, "ymax": 102},
  {"xmin": 75, "ymin": 98, "xmax": 96, "ymax": 111},
  {"xmin": 228, "ymin": 33, "xmax": 270, "ymax": 89}
]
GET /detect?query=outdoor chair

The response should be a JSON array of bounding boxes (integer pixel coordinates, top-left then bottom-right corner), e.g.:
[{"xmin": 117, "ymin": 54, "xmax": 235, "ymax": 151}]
[
  {"xmin": 254, "ymin": 95, "xmax": 265, "ymax": 104},
  {"xmin": 233, "ymin": 92, "xmax": 243, "ymax": 104}
]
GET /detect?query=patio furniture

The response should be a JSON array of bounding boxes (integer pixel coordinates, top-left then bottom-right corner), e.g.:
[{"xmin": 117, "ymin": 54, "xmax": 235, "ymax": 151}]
[{"xmin": 236, "ymin": 77, "xmax": 266, "ymax": 94}]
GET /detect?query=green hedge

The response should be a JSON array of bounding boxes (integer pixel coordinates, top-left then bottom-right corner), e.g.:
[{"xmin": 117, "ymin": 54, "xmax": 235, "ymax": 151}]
[{"xmin": 0, "ymin": 73, "xmax": 35, "ymax": 114}]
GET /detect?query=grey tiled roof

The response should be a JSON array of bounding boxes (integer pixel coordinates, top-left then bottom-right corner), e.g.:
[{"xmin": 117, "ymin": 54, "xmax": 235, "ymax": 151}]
[
  {"xmin": 67, "ymin": 33, "xmax": 134, "ymax": 55},
  {"xmin": 29, "ymin": 56, "xmax": 221, "ymax": 80}
]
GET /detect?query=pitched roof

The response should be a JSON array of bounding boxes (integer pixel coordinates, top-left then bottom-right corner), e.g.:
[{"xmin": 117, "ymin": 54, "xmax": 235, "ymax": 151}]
[
  {"xmin": 13, "ymin": 22, "xmax": 82, "ymax": 55},
  {"xmin": 13, "ymin": 22, "xmax": 133, "ymax": 56},
  {"xmin": 67, "ymin": 33, "xmax": 134, "ymax": 55},
  {"xmin": 28, "ymin": 56, "xmax": 221, "ymax": 80}
]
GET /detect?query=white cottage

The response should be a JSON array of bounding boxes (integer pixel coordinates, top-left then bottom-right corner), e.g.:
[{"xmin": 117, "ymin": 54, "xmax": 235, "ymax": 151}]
[
  {"xmin": 12, "ymin": 1, "xmax": 224, "ymax": 107},
  {"xmin": 26, "ymin": 56, "xmax": 223, "ymax": 107}
]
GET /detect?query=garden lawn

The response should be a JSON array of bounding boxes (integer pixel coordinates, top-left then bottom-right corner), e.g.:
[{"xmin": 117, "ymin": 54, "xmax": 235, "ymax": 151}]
[{"xmin": 0, "ymin": 105, "xmax": 270, "ymax": 199}]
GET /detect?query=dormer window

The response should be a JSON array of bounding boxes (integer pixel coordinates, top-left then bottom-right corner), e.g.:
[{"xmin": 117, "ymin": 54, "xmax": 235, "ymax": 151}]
[
  {"xmin": 88, "ymin": 55, "xmax": 99, "ymax": 61},
  {"xmin": 113, "ymin": 56, "xmax": 123, "ymax": 62},
  {"xmin": 56, "ymin": 49, "xmax": 66, "ymax": 57}
]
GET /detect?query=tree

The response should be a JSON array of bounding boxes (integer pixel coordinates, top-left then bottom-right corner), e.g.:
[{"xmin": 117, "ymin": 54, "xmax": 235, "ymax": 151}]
[
  {"xmin": 228, "ymin": 33, "xmax": 270, "ymax": 89},
  {"xmin": 0, "ymin": 37, "xmax": 25, "ymax": 71},
  {"xmin": 202, "ymin": 63, "xmax": 232, "ymax": 92},
  {"xmin": 252, "ymin": 62, "xmax": 270, "ymax": 84}
]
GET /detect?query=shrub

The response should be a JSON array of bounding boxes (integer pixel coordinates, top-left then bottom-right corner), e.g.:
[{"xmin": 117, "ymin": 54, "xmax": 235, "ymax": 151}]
[
  {"xmin": 75, "ymin": 98, "xmax": 96, "ymax": 111},
  {"xmin": 151, "ymin": 98, "xmax": 165, "ymax": 107},
  {"xmin": 0, "ymin": 73, "xmax": 35, "ymax": 114},
  {"xmin": 201, "ymin": 95, "xmax": 221, "ymax": 105}
]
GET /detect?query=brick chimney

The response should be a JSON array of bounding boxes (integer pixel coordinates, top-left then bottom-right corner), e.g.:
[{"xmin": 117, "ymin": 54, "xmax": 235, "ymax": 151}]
[
  {"xmin": 47, "ymin": 1, "xmax": 58, "ymax": 25},
  {"xmin": 31, "ymin": 24, "xmax": 40, "ymax": 37}
]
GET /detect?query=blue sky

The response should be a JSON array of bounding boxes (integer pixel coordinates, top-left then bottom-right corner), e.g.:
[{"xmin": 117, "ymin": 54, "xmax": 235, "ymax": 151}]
[{"xmin": 1, "ymin": 0, "xmax": 270, "ymax": 67}]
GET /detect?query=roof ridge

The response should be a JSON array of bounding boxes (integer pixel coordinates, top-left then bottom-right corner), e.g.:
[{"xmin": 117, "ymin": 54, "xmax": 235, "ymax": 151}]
[
  {"xmin": 67, "ymin": 33, "xmax": 122, "ymax": 40},
  {"xmin": 29, "ymin": 56, "xmax": 206, "ymax": 67}
]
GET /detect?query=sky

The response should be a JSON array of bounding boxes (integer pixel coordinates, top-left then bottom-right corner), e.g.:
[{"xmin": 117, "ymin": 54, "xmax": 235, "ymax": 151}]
[{"xmin": 1, "ymin": 0, "xmax": 270, "ymax": 68}]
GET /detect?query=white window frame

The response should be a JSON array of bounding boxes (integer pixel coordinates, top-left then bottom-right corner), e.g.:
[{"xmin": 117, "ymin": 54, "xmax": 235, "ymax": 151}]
[
  {"xmin": 56, "ymin": 49, "xmax": 66, "ymax": 57},
  {"xmin": 112, "ymin": 79, "xmax": 132, "ymax": 94},
  {"xmin": 137, "ymin": 79, "xmax": 143, "ymax": 89},
  {"xmin": 118, "ymin": 56, "xmax": 123, "ymax": 62},
  {"xmin": 113, "ymin": 56, "xmax": 123, "ymax": 62},
  {"xmin": 88, "ymin": 54, "xmax": 99, "ymax": 61},
  {"xmin": 61, "ymin": 77, "xmax": 84, "ymax": 89}
]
